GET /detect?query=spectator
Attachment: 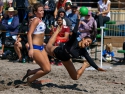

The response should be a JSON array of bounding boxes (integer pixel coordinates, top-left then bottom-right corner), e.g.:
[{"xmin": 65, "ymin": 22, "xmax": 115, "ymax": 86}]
[
  {"xmin": 0, "ymin": 1, "xmax": 3, "ymax": 16},
  {"xmin": 78, "ymin": 11, "xmax": 97, "ymax": 41},
  {"xmin": 28, "ymin": 0, "xmax": 38, "ymax": 6},
  {"xmin": 102, "ymin": 43, "xmax": 119, "ymax": 62},
  {"xmin": 43, "ymin": 0, "xmax": 56, "ymax": 27},
  {"xmin": 65, "ymin": 2, "xmax": 72, "ymax": 17},
  {"xmin": 7, "ymin": 0, "xmax": 13, "ymax": 7},
  {"xmin": 68, "ymin": 3, "xmax": 78, "ymax": 31},
  {"xmin": 2, "ymin": 7, "xmax": 19, "ymax": 40},
  {"xmin": 14, "ymin": 15, "xmax": 34, "ymax": 62},
  {"xmin": 54, "ymin": 0, "xmax": 72, "ymax": 18},
  {"xmin": 95, "ymin": 0, "xmax": 111, "ymax": 34},
  {"xmin": 13, "ymin": 0, "xmax": 30, "ymax": 23},
  {"xmin": 24, "ymin": 9, "xmax": 34, "ymax": 23},
  {"xmin": 0, "ymin": 15, "xmax": 6, "ymax": 55},
  {"xmin": 24, "ymin": 0, "xmax": 30, "ymax": 8},
  {"xmin": 55, "ymin": 8, "xmax": 72, "ymax": 32},
  {"xmin": 52, "ymin": 17, "xmax": 70, "ymax": 45}
]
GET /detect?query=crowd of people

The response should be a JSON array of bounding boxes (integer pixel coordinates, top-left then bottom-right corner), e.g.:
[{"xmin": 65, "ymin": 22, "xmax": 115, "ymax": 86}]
[{"xmin": 1, "ymin": 0, "xmax": 123, "ymax": 85}]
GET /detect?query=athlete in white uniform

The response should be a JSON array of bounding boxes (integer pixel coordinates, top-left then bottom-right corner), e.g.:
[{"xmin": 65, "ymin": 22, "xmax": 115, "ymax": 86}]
[{"xmin": 22, "ymin": 3, "xmax": 51, "ymax": 85}]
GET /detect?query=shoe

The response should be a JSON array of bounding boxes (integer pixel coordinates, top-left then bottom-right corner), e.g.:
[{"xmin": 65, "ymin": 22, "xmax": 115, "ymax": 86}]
[
  {"xmin": 57, "ymin": 62, "xmax": 63, "ymax": 66},
  {"xmin": 50, "ymin": 60, "xmax": 55, "ymax": 65},
  {"xmin": 22, "ymin": 69, "xmax": 31, "ymax": 81},
  {"xmin": 50, "ymin": 61, "xmax": 55, "ymax": 65},
  {"xmin": 13, "ymin": 59, "xmax": 22, "ymax": 63}
]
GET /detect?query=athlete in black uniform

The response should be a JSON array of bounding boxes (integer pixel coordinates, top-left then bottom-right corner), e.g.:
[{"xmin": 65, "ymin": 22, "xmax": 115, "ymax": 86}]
[{"xmin": 46, "ymin": 14, "xmax": 105, "ymax": 80}]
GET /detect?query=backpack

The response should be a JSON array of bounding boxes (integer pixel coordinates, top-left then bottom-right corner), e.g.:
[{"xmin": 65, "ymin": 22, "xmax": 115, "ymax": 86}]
[{"xmin": 5, "ymin": 36, "xmax": 15, "ymax": 47}]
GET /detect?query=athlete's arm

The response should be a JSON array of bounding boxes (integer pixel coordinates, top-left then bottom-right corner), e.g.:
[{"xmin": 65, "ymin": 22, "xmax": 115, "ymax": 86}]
[
  {"xmin": 82, "ymin": 48, "xmax": 99, "ymax": 69},
  {"xmin": 72, "ymin": 19, "xmax": 80, "ymax": 36}
]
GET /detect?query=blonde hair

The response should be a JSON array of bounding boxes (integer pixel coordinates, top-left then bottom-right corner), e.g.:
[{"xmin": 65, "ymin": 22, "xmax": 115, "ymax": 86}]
[{"xmin": 105, "ymin": 43, "xmax": 113, "ymax": 52}]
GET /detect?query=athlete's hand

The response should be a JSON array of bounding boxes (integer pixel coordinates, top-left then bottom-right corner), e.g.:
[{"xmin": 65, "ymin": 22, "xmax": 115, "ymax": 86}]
[
  {"xmin": 77, "ymin": 11, "xmax": 81, "ymax": 19},
  {"xmin": 97, "ymin": 67, "xmax": 106, "ymax": 72},
  {"xmin": 56, "ymin": 26, "xmax": 62, "ymax": 32},
  {"xmin": 51, "ymin": 25, "xmax": 54, "ymax": 33},
  {"xmin": 28, "ymin": 49, "xmax": 33, "ymax": 58}
]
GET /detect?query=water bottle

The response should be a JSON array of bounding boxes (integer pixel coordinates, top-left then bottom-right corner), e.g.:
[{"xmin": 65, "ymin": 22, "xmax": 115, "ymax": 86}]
[
  {"xmin": 109, "ymin": 54, "xmax": 112, "ymax": 61},
  {"xmin": 22, "ymin": 58, "xmax": 26, "ymax": 63}
]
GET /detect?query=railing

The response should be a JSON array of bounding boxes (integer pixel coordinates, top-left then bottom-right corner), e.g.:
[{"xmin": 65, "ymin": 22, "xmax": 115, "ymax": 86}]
[
  {"xmin": 105, "ymin": 21, "xmax": 125, "ymax": 36},
  {"xmin": 72, "ymin": 1, "xmax": 125, "ymax": 9},
  {"xmin": 105, "ymin": 11, "xmax": 125, "ymax": 36},
  {"xmin": 90, "ymin": 9, "xmax": 125, "ymax": 36},
  {"xmin": 91, "ymin": 9, "xmax": 125, "ymax": 21}
]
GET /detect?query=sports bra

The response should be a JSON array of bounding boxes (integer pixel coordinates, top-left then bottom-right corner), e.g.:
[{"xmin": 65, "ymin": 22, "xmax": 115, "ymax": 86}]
[{"xmin": 33, "ymin": 18, "xmax": 46, "ymax": 34}]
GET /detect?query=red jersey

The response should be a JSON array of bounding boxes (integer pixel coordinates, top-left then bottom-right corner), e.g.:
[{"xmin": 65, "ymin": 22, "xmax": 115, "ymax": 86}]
[
  {"xmin": 54, "ymin": 25, "xmax": 70, "ymax": 37},
  {"xmin": 51, "ymin": 25, "xmax": 70, "ymax": 44},
  {"xmin": 57, "ymin": 0, "xmax": 67, "ymax": 9}
]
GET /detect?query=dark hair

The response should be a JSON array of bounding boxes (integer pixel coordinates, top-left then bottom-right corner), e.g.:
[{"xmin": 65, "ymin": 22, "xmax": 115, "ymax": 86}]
[
  {"xmin": 83, "ymin": 35, "xmax": 95, "ymax": 42},
  {"xmin": 71, "ymin": 3, "xmax": 78, "ymax": 8},
  {"xmin": 56, "ymin": 16, "xmax": 63, "ymax": 21},
  {"xmin": 33, "ymin": 3, "xmax": 43, "ymax": 14},
  {"xmin": 29, "ymin": 15, "xmax": 35, "ymax": 19},
  {"xmin": 65, "ymin": 2, "xmax": 71, "ymax": 7}
]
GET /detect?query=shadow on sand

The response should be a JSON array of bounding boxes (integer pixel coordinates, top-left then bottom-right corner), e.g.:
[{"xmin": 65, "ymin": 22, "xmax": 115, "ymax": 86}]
[{"xmin": 6, "ymin": 80, "xmax": 85, "ymax": 92}]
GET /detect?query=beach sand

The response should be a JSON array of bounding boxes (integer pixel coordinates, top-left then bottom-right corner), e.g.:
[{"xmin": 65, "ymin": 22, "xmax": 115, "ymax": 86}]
[{"xmin": 0, "ymin": 47, "xmax": 125, "ymax": 94}]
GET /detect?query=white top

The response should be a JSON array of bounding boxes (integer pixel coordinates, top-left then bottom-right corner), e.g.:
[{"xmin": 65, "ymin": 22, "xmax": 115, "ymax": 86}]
[
  {"xmin": 98, "ymin": 0, "xmax": 111, "ymax": 18},
  {"xmin": 33, "ymin": 18, "xmax": 46, "ymax": 34}
]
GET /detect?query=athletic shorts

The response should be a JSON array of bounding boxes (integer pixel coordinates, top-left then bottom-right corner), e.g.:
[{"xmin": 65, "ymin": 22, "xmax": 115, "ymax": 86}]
[
  {"xmin": 53, "ymin": 46, "xmax": 70, "ymax": 61},
  {"xmin": 29, "ymin": 44, "xmax": 44, "ymax": 51}
]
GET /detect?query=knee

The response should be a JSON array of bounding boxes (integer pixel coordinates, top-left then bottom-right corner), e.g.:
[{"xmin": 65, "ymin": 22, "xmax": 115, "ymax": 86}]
[
  {"xmin": 98, "ymin": 14, "xmax": 102, "ymax": 19},
  {"xmin": 44, "ymin": 68, "xmax": 51, "ymax": 74},
  {"xmin": 25, "ymin": 43, "xmax": 29, "ymax": 49},
  {"xmin": 39, "ymin": 68, "xmax": 51, "ymax": 76}
]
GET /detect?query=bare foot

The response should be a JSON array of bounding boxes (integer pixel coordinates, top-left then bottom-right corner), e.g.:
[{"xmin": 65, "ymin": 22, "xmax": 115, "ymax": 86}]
[
  {"xmin": 97, "ymin": 67, "xmax": 106, "ymax": 71},
  {"xmin": 22, "ymin": 69, "xmax": 31, "ymax": 81},
  {"xmin": 34, "ymin": 79, "xmax": 52, "ymax": 84},
  {"xmin": 84, "ymin": 61, "xmax": 90, "ymax": 68}
]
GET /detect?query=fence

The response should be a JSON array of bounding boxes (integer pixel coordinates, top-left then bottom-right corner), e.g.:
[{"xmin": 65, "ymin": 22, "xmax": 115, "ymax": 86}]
[
  {"xmin": 90, "ymin": 9, "xmax": 125, "ymax": 36},
  {"xmin": 105, "ymin": 11, "xmax": 125, "ymax": 36}
]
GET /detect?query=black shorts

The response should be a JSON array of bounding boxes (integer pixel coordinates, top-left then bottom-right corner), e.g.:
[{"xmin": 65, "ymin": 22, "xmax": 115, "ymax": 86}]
[{"xmin": 53, "ymin": 46, "xmax": 70, "ymax": 61}]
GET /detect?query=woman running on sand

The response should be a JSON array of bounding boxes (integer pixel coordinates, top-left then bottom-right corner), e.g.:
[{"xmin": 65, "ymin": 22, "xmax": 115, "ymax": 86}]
[
  {"xmin": 45, "ymin": 14, "xmax": 106, "ymax": 80},
  {"xmin": 22, "ymin": 3, "xmax": 51, "ymax": 84}
]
